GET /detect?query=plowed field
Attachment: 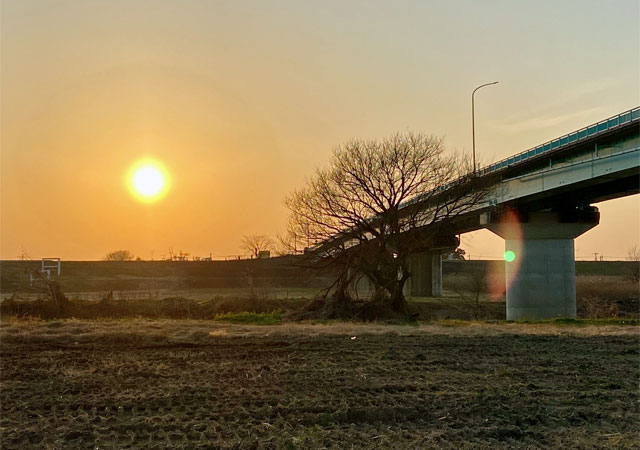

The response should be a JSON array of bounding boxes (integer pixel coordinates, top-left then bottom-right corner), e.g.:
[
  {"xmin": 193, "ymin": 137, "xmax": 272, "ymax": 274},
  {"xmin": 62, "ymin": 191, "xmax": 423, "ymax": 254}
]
[{"xmin": 1, "ymin": 321, "xmax": 638, "ymax": 449}]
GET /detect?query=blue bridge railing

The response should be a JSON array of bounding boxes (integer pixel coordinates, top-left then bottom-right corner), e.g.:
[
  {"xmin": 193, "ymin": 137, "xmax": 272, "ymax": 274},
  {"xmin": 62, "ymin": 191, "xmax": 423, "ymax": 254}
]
[
  {"xmin": 476, "ymin": 106, "xmax": 640, "ymax": 176},
  {"xmin": 401, "ymin": 106, "xmax": 640, "ymax": 208}
]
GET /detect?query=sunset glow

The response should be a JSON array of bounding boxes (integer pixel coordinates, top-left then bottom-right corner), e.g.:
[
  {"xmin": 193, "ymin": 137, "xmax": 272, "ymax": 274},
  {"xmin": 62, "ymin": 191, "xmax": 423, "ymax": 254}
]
[
  {"xmin": 128, "ymin": 160, "xmax": 170, "ymax": 203},
  {"xmin": 1, "ymin": 0, "xmax": 637, "ymax": 260}
]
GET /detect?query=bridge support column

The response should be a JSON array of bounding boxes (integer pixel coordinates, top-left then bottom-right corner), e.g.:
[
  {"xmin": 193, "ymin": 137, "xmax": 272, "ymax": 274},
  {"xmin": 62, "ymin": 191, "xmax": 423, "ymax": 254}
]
[
  {"xmin": 484, "ymin": 208, "xmax": 599, "ymax": 320},
  {"xmin": 350, "ymin": 272, "xmax": 373, "ymax": 298},
  {"xmin": 403, "ymin": 252, "xmax": 443, "ymax": 297}
]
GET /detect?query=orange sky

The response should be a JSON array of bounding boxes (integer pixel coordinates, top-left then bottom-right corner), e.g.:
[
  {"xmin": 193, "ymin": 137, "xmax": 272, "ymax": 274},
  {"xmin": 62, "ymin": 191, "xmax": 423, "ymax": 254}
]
[{"xmin": 1, "ymin": 0, "xmax": 638, "ymax": 260}]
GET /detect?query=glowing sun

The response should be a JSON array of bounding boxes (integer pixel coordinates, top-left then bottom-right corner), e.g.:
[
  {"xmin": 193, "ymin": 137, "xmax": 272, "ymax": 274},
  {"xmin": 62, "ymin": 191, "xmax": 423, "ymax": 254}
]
[{"xmin": 128, "ymin": 159, "xmax": 170, "ymax": 202}]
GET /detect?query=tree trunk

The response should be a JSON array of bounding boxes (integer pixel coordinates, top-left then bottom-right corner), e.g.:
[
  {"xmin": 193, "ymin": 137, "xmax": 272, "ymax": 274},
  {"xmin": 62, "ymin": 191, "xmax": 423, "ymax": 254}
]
[{"xmin": 389, "ymin": 281, "xmax": 410, "ymax": 315}]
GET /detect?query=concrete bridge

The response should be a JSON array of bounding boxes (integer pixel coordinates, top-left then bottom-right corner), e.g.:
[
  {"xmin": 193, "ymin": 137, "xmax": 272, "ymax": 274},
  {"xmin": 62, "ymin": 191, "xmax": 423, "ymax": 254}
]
[{"xmin": 363, "ymin": 107, "xmax": 640, "ymax": 319}]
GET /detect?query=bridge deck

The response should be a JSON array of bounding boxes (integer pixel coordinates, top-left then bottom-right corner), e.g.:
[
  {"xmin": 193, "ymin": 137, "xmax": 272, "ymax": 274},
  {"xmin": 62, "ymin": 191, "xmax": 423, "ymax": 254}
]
[{"xmin": 478, "ymin": 107, "xmax": 640, "ymax": 176}]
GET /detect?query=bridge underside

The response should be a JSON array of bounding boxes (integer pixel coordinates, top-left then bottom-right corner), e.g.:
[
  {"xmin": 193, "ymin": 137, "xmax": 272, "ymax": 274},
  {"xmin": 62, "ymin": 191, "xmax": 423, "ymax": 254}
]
[{"xmin": 503, "ymin": 168, "xmax": 639, "ymax": 213}]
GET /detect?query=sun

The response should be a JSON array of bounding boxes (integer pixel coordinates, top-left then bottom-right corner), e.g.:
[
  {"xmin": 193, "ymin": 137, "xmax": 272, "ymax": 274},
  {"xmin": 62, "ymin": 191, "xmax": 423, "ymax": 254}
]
[{"xmin": 127, "ymin": 159, "xmax": 170, "ymax": 203}]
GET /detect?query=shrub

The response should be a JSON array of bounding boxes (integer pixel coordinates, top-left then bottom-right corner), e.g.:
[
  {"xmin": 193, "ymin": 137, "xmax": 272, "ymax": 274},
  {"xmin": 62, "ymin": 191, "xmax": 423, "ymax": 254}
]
[
  {"xmin": 577, "ymin": 296, "xmax": 618, "ymax": 319},
  {"xmin": 0, "ymin": 295, "xmax": 306, "ymax": 320}
]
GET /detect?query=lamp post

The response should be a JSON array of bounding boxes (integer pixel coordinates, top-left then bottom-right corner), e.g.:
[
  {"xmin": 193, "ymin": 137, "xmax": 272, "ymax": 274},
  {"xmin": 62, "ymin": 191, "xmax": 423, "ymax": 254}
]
[{"xmin": 472, "ymin": 81, "xmax": 498, "ymax": 175}]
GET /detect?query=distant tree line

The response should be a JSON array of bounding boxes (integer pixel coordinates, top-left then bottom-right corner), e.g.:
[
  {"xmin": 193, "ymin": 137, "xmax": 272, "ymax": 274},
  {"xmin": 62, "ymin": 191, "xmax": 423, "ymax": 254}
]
[{"xmin": 103, "ymin": 250, "xmax": 135, "ymax": 261}]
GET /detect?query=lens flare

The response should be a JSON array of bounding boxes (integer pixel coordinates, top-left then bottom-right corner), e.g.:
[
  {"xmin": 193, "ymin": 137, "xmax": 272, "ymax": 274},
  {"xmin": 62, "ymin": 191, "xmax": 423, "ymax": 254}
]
[
  {"xmin": 127, "ymin": 159, "xmax": 170, "ymax": 203},
  {"xmin": 504, "ymin": 250, "xmax": 516, "ymax": 262},
  {"xmin": 487, "ymin": 208, "xmax": 524, "ymax": 299}
]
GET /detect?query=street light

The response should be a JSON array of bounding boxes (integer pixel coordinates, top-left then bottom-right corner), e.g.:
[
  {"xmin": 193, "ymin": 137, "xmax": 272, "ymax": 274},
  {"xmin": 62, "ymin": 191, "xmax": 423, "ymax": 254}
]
[{"xmin": 472, "ymin": 81, "xmax": 498, "ymax": 175}]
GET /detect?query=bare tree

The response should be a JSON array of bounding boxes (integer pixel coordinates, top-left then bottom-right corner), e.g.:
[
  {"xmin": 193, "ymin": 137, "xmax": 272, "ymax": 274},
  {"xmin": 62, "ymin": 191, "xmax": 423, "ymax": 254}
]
[
  {"xmin": 240, "ymin": 234, "xmax": 274, "ymax": 259},
  {"xmin": 452, "ymin": 264, "xmax": 487, "ymax": 320},
  {"xmin": 18, "ymin": 245, "xmax": 32, "ymax": 260},
  {"xmin": 284, "ymin": 132, "xmax": 494, "ymax": 317},
  {"xmin": 274, "ymin": 233, "xmax": 296, "ymax": 256},
  {"xmin": 104, "ymin": 250, "xmax": 135, "ymax": 261}
]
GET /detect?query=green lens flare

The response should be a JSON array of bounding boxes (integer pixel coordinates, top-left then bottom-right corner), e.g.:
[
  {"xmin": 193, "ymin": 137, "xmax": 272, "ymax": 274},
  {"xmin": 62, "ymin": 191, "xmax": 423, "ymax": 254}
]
[{"xmin": 504, "ymin": 250, "xmax": 516, "ymax": 262}]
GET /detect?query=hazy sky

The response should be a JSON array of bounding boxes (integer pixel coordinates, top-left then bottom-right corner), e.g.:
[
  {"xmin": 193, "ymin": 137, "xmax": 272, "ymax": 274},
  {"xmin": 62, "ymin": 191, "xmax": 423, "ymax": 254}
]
[{"xmin": 1, "ymin": 0, "xmax": 639, "ymax": 260}]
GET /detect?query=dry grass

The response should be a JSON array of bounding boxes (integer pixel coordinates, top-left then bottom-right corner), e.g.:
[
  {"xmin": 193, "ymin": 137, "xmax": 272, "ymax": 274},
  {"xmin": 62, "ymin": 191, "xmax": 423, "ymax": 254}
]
[
  {"xmin": 2, "ymin": 318, "xmax": 637, "ymax": 346},
  {"xmin": 1, "ymin": 319, "xmax": 638, "ymax": 449},
  {"xmin": 576, "ymin": 276, "xmax": 639, "ymax": 318},
  {"xmin": 576, "ymin": 276, "xmax": 639, "ymax": 300},
  {"xmin": 0, "ymin": 295, "xmax": 308, "ymax": 320},
  {"xmin": 2, "ymin": 274, "xmax": 637, "ymax": 322}
]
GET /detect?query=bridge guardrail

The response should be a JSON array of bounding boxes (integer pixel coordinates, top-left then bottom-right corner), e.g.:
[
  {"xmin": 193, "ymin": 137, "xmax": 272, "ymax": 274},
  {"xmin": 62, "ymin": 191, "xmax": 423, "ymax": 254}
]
[
  {"xmin": 477, "ymin": 106, "xmax": 640, "ymax": 176},
  {"xmin": 400, "ymin": 107, "xmax": 640, "ymax": 209}
]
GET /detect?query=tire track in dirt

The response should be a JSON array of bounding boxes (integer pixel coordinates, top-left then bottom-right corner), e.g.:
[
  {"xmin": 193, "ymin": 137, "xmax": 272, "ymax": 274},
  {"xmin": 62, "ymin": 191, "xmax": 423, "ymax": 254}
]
[{"xmin": 1, "ymin": 325, "xmax": 638, "ymax": 449}]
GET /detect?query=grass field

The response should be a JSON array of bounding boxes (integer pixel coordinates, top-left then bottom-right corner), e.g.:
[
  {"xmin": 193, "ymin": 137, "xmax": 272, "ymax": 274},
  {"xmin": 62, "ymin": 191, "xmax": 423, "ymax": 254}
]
[
  {"xmin": 2, "ymin": 259, "xmax": 636, "ymax": 294},
  {"xmin": 2, "ymin": 259, "xmax": 637, "ymax": 321},
  {"xmin": 3, "ymin": 274, "xmax": 637, "ymax": 321},
  {"xmin": 0, "ymin": 258, "xmax": 333, "ymax": 293},
  {"xmin": 1, "ymin": 319, "xmax": 638, "ymax": 449}
]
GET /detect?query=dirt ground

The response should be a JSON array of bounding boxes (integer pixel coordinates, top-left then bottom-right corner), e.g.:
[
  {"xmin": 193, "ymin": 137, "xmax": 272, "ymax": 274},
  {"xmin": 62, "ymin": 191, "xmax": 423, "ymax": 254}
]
[{"xmin": 1, "ymin": 320, "xmax": 638, "ymax": 449}]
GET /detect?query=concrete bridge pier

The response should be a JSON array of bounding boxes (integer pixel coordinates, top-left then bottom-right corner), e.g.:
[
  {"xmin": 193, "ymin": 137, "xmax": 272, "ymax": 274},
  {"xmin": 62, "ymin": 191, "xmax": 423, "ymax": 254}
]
[
  {"xmin": 350, "ymin": 271, "xmax": 373, "ymax": 298},
  {"xmin": 483, "ymin": 208, "xmax": 599, "ymax": 320},
  {"xmin": 349, "ymin": 253, "xmax": 444, "ymax": 298},
  {"xmin": 403, "ymin": 251, "xmax": 443, "ymax": 297}
]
